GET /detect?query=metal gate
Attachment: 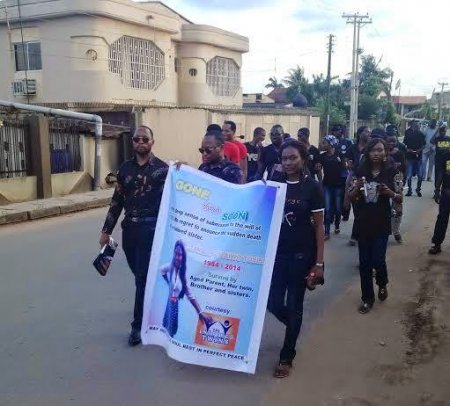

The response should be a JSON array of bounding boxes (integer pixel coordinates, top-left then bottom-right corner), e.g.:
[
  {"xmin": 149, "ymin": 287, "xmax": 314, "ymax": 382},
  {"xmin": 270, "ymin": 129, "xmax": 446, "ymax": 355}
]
[
  {"xmin": 49, "ymin": 118, "xmax": 82, "ymax": 174},
  {"xmin": 0, "ymin": 118, "xmax": 29, "ymax": 179}
]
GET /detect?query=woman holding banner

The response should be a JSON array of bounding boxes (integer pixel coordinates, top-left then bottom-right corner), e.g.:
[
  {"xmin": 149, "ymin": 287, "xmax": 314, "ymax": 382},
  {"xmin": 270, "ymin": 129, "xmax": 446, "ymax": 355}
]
[
  {"xmin": 268, "ymin": 140, "xmax": 325, "ymax": 378},
  {"xmin": 161, "ymin": 240, "xmax": 211, "ymax": 337}
]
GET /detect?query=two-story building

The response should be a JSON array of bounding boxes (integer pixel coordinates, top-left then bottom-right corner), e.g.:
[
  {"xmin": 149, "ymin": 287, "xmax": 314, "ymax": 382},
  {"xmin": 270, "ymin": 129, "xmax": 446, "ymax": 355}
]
[{"xmin": 0, "ymin": 0, "xmax": 249, "ymax": 108}]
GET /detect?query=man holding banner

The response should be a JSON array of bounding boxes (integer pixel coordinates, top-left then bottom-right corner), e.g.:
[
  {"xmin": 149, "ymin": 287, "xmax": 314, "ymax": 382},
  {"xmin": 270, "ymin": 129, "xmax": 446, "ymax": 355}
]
[{"xmin": 99, "ymin": 126, "xmax": 168, "ymax": 347}]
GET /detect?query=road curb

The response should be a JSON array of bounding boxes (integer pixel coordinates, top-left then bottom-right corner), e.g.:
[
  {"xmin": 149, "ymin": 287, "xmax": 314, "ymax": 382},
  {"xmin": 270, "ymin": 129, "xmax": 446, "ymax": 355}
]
[{"xmin": 0, "ymin": 197, "xmax": 111, "ymax": 226}]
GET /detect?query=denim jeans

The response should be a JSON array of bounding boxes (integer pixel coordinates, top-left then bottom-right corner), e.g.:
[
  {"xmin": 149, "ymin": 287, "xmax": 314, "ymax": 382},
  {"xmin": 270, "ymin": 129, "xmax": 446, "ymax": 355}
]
[
  {"xmin": 323, "ymin": 185, "xmax": 344, "ymax": 234},
  {"xmin": 422, "ymin": 148, "xmax": 435, "ymax": 180},
  {"xmin": 358, "ymin": 236, "xmax": 389, "ymax": 304},
  {"xmin": 432, "ymin": 190, "xmax": 450, "ymax": 246},
  {"xmin": 267, "ymin": 252, "xmax": 311, "ymax": 362},
  {"xmin": 406, "ymin": 159, "xmax": 423, "ymax": 192},
  {"xmin": 122, "ymin": 221, "xmax": 155, "ymax": 330}
]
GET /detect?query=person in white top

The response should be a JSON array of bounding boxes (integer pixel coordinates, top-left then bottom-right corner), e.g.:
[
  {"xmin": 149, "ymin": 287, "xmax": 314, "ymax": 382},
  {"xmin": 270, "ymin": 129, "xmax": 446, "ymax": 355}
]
[
  {"xmin": 161, "ymin": 240, "xmax": 211, "ymax": 337},
  {"xmin": 422, "ymin": 119, "xmax": 438, "ymax": 181}
]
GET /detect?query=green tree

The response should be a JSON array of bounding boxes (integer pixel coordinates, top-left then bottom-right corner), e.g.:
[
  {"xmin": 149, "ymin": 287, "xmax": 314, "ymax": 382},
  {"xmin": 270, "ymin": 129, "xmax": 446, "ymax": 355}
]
[
  {"xmin": 359, "ymin": 55, "xmax": 393, "ymax": 98},
  {"xmin": 265, "ymin": 76, "xmax": 284, "ymax": 90},
  {"xmin": 283, "ymin": 66, "xmax": 308, "ymax": 101}
]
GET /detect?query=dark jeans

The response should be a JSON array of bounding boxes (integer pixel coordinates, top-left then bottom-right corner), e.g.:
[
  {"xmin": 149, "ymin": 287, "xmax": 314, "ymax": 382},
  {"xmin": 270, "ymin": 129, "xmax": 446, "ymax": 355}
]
[
  {"xmin": 432, "ymin": 190, "xmax": 450, "ymax": 246},
  {"xmin": 267, "ymin": 252, "xmax": 310, "ymax": 362},
  {"xmin": 406, "ymin": 159, "xmax": 423, "ymax": 192},
  {"xmin": 122, "ymin": 221, "xmax": 155, "ymax": 330},
  {"xmin": 324, "ymin": 185, "xmax": 343, "ymax": 234},
  {"xmin": 434, "ymin": 159, "xmax": 445, "ymax": 194},
  {"xmin": 358, "ymin": 236, "xmax": 389, "ymax": 304}
]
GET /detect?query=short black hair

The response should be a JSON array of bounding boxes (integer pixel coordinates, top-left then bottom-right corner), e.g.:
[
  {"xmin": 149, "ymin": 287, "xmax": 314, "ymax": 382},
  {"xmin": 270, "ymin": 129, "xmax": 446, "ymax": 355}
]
[
  {"xmin": 270, "ymin": 124, "xmax": 284, "ymax": 134},
  {"xmin": 204, "ymin": 130, "xmax": 225, "ymax": 146},
  {"xmin": 298, "ymin": 127, "xmax": 310, "ymax": 138},
  {"xmin": 207, "ymin": 124, "xmax": 222, "ymax": 132},
  {"xmin": 224, "ymin": 120, "xmax": 236, "ymax": 132},
  {"xmin": 280, "ymin": 139, "xmax": 308, "ymax": 161},
  {"xmin": 135, "ymin": 125, "xmax": 154, "ymax": 138},
  {"xmin": 253, "ymin": 127, "xmax": 265, "ymax": 137}
]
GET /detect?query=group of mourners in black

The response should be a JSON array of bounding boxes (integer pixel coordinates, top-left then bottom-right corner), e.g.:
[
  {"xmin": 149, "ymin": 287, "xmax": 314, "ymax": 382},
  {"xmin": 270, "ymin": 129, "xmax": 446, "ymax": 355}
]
[{"xmin": 99, "ymin": 119, "xmax": 450, "ymax": 379}]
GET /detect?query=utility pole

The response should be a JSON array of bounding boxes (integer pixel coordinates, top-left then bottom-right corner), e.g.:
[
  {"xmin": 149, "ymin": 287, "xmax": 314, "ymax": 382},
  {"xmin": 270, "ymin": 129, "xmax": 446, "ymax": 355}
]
[
  {"xmin": 342, "ymin": 13, "xmax": 372, "ymax": 138},
  {"xmin": 324, "ymin": 34, "xmax": 335, "ymax": 135},
  {"xmin": 438, "ymin": 81, "xmax": 448, "ymax": 120}
]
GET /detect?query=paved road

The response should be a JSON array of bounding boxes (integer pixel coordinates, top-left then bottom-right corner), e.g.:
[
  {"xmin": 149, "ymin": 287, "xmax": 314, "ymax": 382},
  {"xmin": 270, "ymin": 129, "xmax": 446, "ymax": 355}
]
[{"xmin": 0, "ymin": 183, "xmax": 435, "ymax": 406}]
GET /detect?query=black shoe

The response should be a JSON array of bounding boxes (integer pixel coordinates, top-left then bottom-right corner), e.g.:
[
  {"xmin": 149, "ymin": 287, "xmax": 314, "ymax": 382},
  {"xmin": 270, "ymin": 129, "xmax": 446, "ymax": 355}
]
[
  {"xmin": 334, "ymin": 227, "xmax": 341, "ymax": 234},
  {"xmin": 426, "ymin": 177, "xmax": 431, "ymax": 182},
  {"xmin": 342, "ymin": 215, "xmax": 350, "ymax": 222},
  {"xmin": 429, "ymin": 245, "xmax": 442, "ymax": 255},
  {"xmin": 416, "ymin": 190, "xmax": 422, "ymax": 197},
  {"xmin": 128, "ymin": 328, "xmax": 141, "ymax": 346},
  {"xmin": 378, "ymin": 286, "xmax": 388, "ymax": 301},
  {"xmin": 358, "ymin": 302, "xmax": 373, "ymax": 314},
  {"xmin": 394, "ymin": 234, "xmax": 402, "ymax": 244},
  {"xmin": 405, "ymin": 190, "xmax": 412, "ymax": 196}
]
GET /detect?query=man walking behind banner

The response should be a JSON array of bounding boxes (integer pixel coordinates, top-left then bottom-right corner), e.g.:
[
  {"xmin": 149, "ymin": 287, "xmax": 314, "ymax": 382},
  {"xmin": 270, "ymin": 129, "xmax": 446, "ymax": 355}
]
[
  {"xmin": 404, "ymin": 120, "xmax": 426, "ymax": 197},
  {"xmin": 422, "ymin": 119, "xmax": 437, "ymax": 182},
  {"xmin": 99, "ymin": 125, "xmax": 168, "ymax": 346},
  {"xmin": 198, "ymin": 130, "xmax": 243, "ymax": 184}
]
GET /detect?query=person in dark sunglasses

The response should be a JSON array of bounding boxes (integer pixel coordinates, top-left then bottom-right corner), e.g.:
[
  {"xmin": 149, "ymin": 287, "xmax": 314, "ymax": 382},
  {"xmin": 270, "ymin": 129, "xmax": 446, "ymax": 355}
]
[
  {"xmin": 99, "ymin": 125, "xmax": 168, "ymax": 346},
  {"xmin": 198, "ymin": 130, "xmax": 242, "ymax": 184}
]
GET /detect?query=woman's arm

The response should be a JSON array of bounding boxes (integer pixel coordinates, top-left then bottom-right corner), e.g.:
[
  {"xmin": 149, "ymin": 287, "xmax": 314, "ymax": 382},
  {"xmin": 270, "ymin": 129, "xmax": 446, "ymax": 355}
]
[{"xmin": 310, "ymin": 210, "xmax": 325, "ymax": 281}]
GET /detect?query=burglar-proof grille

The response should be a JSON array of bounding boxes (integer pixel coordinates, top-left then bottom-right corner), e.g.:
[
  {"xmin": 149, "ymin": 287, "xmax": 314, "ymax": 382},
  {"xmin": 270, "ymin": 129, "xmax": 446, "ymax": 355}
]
[
  {"xmin": 206, "ymin": 57, "xmax": 240, "ymax": 97},
  {"xmin": 108, "ymin": 36, "xmax": 165, "ymax": 90}
]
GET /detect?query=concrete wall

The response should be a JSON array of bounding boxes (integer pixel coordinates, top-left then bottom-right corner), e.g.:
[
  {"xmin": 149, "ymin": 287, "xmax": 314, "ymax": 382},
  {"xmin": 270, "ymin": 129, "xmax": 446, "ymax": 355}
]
[
  {"xmin": 0, "ymin": 134, "xmax": 120, "ymax": 204},
  {"xmin": 143, "ymin": 107, "xmax": 320, "ymax": 167},
  {"xmin": 0, "ymin": 176, "xmax": 38, "ymax": 203}
]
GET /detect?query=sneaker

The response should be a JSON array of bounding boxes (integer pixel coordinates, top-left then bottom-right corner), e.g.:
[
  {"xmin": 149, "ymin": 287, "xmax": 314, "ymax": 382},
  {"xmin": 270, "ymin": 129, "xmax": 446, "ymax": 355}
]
[
  {"xmin": 334, "ymin": 227, "xmax": 341, "ymax": 234},
  {"xmin": 416, "ymin": 190, "xmax": 422, "ymax": 197},
  {"xmin": 428, "ymin": 245, "xmax": 442, "ymax": 255},
  {"xmin": 378, "ymin": 286, "xmax": 388, "ymax": 301},
  {"xmin": 394, "ymin": 234, "xmax": 403, "ymax": 244},
  {"xmin": 348, "ymin": 238, "xmax": 357, "ymax": 246},
  {"xmin": 426, "ymin": 177, "xmax": 431, "ymax": 182},
  {"xmin": 358, "ymin": 302, "xmax": 373, "ymax": 314},
  {"xmin": 405, "ymin": 190, "xmax": 412, "ymax": 197},
  {"xmin": 128, "ymin": 328, "xmax": 141, "ymax": 346},
  {"xmin": 324, "ymin": 234, "xmax": 330, "ymax": 241}
]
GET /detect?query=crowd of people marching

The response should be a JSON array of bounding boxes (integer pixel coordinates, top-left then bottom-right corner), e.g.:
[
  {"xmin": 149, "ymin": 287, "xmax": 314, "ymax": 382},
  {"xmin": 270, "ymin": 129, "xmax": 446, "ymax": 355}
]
[{"xmin": 99, "ymin": 119, "xmax": 450, "ymax": 378}]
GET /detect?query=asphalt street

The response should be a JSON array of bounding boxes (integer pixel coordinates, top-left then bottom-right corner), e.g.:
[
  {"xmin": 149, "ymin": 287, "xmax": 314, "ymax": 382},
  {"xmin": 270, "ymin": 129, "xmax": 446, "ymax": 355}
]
[{"xmin": 0, "ymin": 182, "xmax": 435, "ymax": 406}]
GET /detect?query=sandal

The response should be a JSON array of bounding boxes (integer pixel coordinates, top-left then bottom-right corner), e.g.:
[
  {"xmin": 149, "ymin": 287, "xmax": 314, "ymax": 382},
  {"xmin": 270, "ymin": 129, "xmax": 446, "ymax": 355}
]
[
  {"xmin": 273, "ymin": 361, "xmax": 292, "ymax": 378},
  {"xmin": 358, "ymin": 302, "xmax": 373, "ymax": 314}
]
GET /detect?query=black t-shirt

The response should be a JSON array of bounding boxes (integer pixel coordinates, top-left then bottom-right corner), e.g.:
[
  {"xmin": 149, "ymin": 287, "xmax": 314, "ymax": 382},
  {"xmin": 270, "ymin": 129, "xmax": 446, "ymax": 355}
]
[
  {"xmin": 404, "ymin": 128, "xmax": 426, "ymax": 160},
  {"xmin": 244, "ymin": 142, "xmax": 260, "ymax": 181},
  {"xmin": 259, "ymin": 144, "xmax": 280, "ymax": 177},
  {"xmin": 277, "ymin": 176, "xmax": 324, "ymax": 256},
  {"xmin": 390, "ymin": 149, "xmax": 406, "ymax": 175},
  {"xmin": 306, "ymin": 145, "xmax": 320, "ymax": 178},
  {"xmin": 347, "ymin": 144, "xmax": 364, "ymax": 172},
  {"xmin": 353, "ymin": 166, "xmax": 396, "ymax": 240},
  {"xmin": 438, "ymin": 151, "xmax": 450, "ymax": 189},
  {"xmin": 433, "ymin": 136, "xmax": 450, "ymax": 163},
  {"xmin": 320, "ymin": 153, "xmax": 346, "ymax": 187}
]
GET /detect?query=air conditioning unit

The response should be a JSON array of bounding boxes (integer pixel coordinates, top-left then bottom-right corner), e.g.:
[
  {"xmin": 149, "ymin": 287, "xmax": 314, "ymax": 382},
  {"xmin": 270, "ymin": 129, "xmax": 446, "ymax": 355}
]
[{"xmin": 12, "ymin": 79, "xmax": 37, "ymax": 96}]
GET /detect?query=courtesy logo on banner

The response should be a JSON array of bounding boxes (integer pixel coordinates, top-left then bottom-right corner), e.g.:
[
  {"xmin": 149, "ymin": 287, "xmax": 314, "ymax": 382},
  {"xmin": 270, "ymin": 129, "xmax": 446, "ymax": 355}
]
[{"xmin": 195, "ymin": 313, "xmax": 240, "ymax": 351}]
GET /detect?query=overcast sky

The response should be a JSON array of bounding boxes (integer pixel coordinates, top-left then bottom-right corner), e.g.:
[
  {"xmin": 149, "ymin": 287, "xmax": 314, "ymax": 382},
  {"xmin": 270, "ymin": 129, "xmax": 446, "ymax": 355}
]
[{"xmin": 148, "ymin": 0, "xmax": 448, "ymax": 98}]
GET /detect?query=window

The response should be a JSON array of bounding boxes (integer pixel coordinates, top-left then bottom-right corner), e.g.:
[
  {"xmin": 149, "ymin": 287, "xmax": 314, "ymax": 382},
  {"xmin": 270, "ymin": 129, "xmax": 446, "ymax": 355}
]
[
  {"xmin": 14, "ymin": 42, "xmax": 42, "ymax": 71},
  {"xmin": 206, "ymin": 56, "xmax": 240, "ymax": 97},
  {"xmin": 189, "ymin": 68, "xmax": 197, "ymax": 77},
  {"xmin": 108, "ymin": 36, "xmax": 165, "ymax": 90}
]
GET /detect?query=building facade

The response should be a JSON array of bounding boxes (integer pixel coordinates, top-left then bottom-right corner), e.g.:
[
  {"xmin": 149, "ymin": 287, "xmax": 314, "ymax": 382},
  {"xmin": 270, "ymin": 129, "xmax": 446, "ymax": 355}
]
[{"xmin": 0, "ymin": 0, "xmax": 249, "ymax": 108}]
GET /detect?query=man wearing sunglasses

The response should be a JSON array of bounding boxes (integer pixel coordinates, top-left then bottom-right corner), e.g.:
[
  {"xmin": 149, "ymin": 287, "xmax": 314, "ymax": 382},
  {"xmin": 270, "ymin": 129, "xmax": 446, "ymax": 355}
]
[
  {"xmin": 198, "ymin": 130, "xmax": 242, "ymax": 184},
  {"xmin": 99, "ymin": 125, "xmax": 168, "ymax": 346}
]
